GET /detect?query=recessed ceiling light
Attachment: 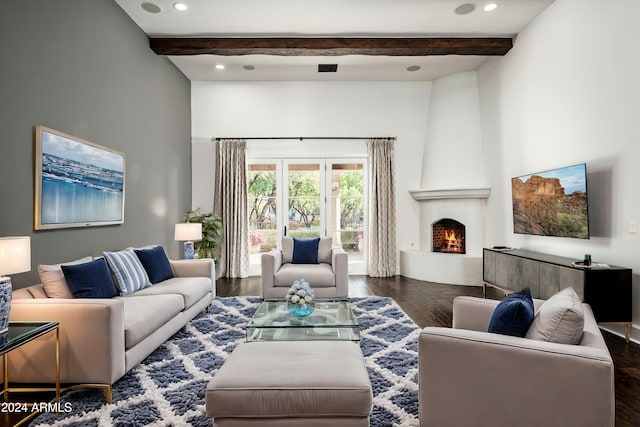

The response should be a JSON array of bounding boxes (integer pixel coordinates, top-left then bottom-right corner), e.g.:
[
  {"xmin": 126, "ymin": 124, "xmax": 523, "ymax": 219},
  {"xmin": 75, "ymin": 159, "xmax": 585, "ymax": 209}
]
[
  {"xmin": 455, "ymin": 3, "xmax": 476, "ymax": 15},
  {"xmin": 243, "ymin": 65, "xmax": 255, "ymax": 71},
  {"xmin": 173, "ymin": 2, "xmax": 189, "ymax": 12},
  {"xmin": 407, "ymin": 65, "xmax": 421, "ymax": 72},
  {"xmin": 215, "ymin": 64, "xmax": 225, "ymax": 70},
  {"xmin": 483, "ymin": 3, "xmax": 498, "ymax": 12},
  {"xmin": 141, "ymin": 2, "xmax": 162, "ymax": 13}
]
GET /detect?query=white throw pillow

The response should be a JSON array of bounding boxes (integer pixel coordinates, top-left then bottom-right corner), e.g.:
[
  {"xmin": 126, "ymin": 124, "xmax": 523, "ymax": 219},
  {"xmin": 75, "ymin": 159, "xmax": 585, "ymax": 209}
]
[
  {"xmin": 525, "ymin": 287, "xmax": 584, "ymax": 345},
  {"xmin": 103, "ymin": 249, "xmax": 151, "ymax": 296},
  {"xmin": 38, "ymin": 257, "xmax": 93, "ymax": 298}
]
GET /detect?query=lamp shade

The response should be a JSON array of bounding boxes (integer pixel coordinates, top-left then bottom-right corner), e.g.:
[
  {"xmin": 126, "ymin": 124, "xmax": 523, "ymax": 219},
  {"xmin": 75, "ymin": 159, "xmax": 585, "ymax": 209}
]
[
  {"xmin": 0, "ymin": 236, "xmax": 31, "ymax": 277},
  {"xmin": 174, "ymin": 223, "xmax": 202, "ymax": 241}
]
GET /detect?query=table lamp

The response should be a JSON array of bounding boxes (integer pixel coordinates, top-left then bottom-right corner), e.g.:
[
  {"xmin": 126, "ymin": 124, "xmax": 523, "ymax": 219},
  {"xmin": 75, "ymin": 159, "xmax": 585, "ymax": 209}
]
[
  {"xmin": 174, "ymin": 223, "xmax": 202, "ymax": 259},
  {"xmin": 0, "ymin": 236, "xmax": 31, "ymax": 333}
]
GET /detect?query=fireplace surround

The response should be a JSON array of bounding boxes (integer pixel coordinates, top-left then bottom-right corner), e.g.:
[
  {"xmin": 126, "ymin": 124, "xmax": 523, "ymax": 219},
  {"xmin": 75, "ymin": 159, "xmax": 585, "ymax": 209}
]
[{"xmin": 401, "ymin": 187, "xmax": 489, "ymax": 286}]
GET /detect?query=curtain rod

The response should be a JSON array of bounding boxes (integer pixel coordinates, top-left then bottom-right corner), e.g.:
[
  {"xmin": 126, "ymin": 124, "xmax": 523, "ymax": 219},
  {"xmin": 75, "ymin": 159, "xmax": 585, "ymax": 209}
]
[{"xmin": 212, "ymin": 136, "xmax": 396, "ymax": 141}]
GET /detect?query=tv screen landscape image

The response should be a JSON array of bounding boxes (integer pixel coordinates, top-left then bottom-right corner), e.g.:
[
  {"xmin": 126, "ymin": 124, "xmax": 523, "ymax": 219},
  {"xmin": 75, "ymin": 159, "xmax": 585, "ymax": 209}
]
[{"xmin": 512, "ymin": 163, "xmax": 589, "ymax": 239}]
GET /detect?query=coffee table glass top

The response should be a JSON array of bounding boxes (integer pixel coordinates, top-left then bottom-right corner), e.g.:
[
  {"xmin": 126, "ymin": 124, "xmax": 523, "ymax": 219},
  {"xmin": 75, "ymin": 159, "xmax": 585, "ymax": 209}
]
[{"xmin": 246, "ymin": 300, "xmax": 360, "ymax": 342}]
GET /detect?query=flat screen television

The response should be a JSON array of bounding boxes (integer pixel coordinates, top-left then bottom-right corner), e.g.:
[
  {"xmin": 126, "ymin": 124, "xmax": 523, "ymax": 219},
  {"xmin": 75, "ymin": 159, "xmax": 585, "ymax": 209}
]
[{"xmin": 511, "ymin": 163, "xmax": 589, "ymax": 239}]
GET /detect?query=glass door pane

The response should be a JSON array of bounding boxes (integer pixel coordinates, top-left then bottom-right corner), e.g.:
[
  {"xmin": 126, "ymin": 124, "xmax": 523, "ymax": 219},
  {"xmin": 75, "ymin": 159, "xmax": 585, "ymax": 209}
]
[
  {"xmin": 285, "ymin": 162, "xmax": 324, "ymax": 238},
  {"xmin": 248, "ymin": 163, "xmax": 279, "ymax": 274},
  {"xmin": 329, "ymin": 162, "xmax": 366, "ymax": 271}
]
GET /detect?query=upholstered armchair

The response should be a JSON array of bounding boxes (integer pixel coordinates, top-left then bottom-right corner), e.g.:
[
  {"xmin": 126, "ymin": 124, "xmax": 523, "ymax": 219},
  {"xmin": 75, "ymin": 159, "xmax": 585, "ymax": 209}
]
[
  {"xmin": 261, "ymin": 237, "xmax": 349, "ymax": 298},
  {"xmin": 418, "ymin": 296, "xmax": 615, "ymax": 427}
]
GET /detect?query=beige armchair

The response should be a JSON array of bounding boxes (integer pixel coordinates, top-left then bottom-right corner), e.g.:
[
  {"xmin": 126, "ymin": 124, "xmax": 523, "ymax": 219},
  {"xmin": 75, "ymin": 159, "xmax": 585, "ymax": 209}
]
[
  {"xmin": 418, "ymin": 296, "xmax": 614, "ymax": 427},
  {"xmin": 261, "ymin": 237, "xmax": 349, "ymax": 298}
]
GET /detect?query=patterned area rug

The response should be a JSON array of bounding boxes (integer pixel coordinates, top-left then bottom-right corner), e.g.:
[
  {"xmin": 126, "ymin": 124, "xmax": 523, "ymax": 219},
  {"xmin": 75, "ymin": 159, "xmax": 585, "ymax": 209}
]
[{"xmin": 33, "ymin": 296, "xmax": 421, "ymax": 426}]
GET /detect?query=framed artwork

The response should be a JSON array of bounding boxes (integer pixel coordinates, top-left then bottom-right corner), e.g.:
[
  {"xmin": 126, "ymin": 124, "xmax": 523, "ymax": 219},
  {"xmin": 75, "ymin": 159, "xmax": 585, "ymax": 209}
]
[{"xmin": 34, "ymin": 126, "xmax": 125, "ymax": 230}]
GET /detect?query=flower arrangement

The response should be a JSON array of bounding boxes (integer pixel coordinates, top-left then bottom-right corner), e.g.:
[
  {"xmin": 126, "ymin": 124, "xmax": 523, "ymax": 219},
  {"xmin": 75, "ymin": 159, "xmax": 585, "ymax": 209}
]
[{"xmin": 286, "ymin": 280, "xmax": 315, "ymax": 316}]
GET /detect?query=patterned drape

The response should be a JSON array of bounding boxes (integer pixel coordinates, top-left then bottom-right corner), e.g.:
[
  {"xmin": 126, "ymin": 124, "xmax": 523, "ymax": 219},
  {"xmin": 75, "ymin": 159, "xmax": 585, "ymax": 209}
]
[
  {"xmin": 213, "ymin": 139, "xmax": 249, "ymax": 278},
  {"xmin": 367, "ymin": 138, "xmax": 397, "ymax": 277}
]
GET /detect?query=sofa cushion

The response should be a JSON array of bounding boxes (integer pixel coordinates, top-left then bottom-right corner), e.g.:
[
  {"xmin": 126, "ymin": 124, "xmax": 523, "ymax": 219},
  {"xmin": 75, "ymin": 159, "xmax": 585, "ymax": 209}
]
[
  {"xmin": 292, "ymin": 237, "xmax": 320, "ymax": 264},
  {"xmin": 104, "ymin": 249, "xmax": 151, "ymax": 296},
  {"xmin": 488, "ymin": 289, "xmax": 535, "ymax": 337},
  {"xmin": 526, "ymin": 287, "xmax": 584, "ymax": 344},
  {"xmin": 116, "ymin": 294, "xmax": 184, "ymax": 349},
  {"xmin": 275, "ymin": 263, "xmax": 335, "ymax": 288},
  {"xmin": 318, "ymin": 237, "xmax": 333, "ymax": 264},
  {"xmin": 130, "ymin": 277, "xmax": 212, "ymax": 310},
  {"xmin": 61, "ymin": 258, "xmax": 119, "ymax": 299},
  {"xmin": 282, "ymin": 237, "xmax": 294, "ymax": 263},
  {"xmin": 38, "ymin": 256, "xmax": 93, "ymax": 298},
  {"xmin": 134, "ymin": 246, "xmax": 174, "ymax": 284}
]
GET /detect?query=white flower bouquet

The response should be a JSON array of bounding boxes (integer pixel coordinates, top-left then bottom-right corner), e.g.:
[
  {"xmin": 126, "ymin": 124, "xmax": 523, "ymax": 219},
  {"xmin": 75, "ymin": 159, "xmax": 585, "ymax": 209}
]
[{"xmin": 286, "ymin": 280, "xmax": 315, "ymax": 316}]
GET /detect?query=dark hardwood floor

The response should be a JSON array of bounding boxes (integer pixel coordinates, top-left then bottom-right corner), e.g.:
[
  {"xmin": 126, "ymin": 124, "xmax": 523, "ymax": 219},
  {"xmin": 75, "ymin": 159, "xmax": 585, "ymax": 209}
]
[{"xmin": 218, "ymin": 275, "xmax": 640, "ymax": 427}]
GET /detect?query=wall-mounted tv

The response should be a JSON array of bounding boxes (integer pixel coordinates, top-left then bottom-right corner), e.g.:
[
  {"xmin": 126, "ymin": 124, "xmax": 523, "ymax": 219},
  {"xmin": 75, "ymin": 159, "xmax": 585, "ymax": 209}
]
[{"xmin": 512, "ymin": 163, "xmax": 589, "ymax": 239}]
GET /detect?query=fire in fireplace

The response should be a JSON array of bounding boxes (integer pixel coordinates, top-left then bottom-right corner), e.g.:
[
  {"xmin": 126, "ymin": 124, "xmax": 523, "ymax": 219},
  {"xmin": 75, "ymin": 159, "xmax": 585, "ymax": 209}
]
[{"xmin": 432, "ymin": 218, "xmax": 466, "ymax": 254}]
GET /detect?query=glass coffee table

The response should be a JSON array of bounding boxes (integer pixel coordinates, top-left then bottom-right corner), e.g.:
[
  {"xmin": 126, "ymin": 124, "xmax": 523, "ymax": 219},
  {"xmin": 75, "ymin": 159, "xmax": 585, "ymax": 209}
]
[{"xmin": 246, "ymin": 300, "xmax": 359, "ymax": 342}]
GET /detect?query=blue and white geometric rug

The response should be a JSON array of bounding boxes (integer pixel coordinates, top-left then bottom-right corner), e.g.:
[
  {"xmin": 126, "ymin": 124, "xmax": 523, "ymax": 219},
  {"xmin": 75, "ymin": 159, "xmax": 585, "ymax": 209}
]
[{"xmin": 33, "ymin": 296, "xmax": 421, "ymax": 426}]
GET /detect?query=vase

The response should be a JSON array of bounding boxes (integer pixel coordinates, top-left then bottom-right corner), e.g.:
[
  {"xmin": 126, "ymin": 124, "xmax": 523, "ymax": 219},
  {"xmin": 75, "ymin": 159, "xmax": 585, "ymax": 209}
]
[{"xmin": 288, "ymin": 301, "xmax": 315, "ymax": 317}]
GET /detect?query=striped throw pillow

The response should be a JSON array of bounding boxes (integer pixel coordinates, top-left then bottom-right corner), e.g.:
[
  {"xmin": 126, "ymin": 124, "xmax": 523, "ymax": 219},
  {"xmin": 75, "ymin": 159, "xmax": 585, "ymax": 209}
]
[{"xmin": 103, "ymin": 249, "xmax": 151, "ymax": 295}]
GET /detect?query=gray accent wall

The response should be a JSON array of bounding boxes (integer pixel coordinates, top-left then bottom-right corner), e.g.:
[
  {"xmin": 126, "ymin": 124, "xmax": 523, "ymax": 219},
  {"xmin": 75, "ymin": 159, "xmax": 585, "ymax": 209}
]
[{"xmin": 0, "ymin": 0, "xmax": 191, "ymax": 287}]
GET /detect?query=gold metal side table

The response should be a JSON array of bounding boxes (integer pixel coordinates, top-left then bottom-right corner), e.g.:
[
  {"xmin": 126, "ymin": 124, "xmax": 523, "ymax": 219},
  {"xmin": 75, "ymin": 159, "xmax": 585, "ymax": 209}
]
[{"xmin": 0, "ymin": 321, "xmax": 60, "ymax": 426}]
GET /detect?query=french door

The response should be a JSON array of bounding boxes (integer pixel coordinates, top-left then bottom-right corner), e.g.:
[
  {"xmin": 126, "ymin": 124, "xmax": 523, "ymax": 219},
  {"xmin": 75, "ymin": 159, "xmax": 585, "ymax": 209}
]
[{"xmin": 247, "ymin": 158, "xmax": 366, "ymax": 275}]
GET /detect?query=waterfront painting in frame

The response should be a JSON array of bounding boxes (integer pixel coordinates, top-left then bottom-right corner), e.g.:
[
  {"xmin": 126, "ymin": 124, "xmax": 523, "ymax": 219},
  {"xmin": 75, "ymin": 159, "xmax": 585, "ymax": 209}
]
[{"xmin": 34, "ymin": 126, "xmax": 125, "ymax": 230}]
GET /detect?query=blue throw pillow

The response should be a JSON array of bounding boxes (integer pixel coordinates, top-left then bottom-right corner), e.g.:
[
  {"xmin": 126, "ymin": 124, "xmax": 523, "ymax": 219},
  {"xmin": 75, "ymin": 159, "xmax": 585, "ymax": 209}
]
[
  {"xmin": 134, "ymin": 246, "xmax": 174, "ymax": 284},
  {"xmin": 488, "ymin": 289, "xmax": 535, "ymax": 337},
  {"xmin": 292, "ymin": 237, "xmax": 320, "ymax": 264},
  {"xmin": 61, "ymin": 258, "xmax": 118, "ymax": 299}
]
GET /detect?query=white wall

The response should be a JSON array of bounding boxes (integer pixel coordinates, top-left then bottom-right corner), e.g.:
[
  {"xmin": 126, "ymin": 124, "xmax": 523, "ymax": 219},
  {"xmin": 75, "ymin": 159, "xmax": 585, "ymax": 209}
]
[
  {"xmin": 191, "ymin": 81, "xmax": 432, "ymax": 271},
  {"xmin": 478, "ymin": 0, "xmax": 640, "ymax": 338}
]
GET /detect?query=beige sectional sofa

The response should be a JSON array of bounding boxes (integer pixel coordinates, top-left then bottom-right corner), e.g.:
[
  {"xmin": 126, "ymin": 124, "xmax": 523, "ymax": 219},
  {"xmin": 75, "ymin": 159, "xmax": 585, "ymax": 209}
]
[{"xmin": 8, "ymin": 258, "xmax": 215, "ymax": 402}]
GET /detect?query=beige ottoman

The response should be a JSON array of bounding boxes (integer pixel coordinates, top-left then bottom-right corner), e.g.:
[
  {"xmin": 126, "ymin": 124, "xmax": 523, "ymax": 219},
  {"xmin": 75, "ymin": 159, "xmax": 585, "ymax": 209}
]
[{"xmin": 206, "ymin": 340, "xmax": 373, "ymax": 427}]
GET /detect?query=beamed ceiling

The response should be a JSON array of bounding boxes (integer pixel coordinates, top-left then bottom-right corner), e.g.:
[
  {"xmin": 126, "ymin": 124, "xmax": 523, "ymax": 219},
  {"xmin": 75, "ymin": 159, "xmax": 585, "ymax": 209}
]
[
  {"xmin": 114, "ymin": 0, "xmax": 555, "ymax": 81},
  {"xmin": 149, "ymin": 37, "xmax": 513, "ymax": 57}
]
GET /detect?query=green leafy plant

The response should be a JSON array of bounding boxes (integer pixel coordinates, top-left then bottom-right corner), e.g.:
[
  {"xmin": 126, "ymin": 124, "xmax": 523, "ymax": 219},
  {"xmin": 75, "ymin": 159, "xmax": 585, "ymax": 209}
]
[{"xmin": 184, "ymin": 208, "xmax": 223, "ymax": 259}]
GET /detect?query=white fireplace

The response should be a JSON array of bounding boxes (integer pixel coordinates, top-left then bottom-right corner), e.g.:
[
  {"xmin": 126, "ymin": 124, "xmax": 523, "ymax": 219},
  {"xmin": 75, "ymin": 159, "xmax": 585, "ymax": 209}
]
[
  {"xmin": 399, "ymin": 71, "xmax": 489, "ymax": 286},
  {"xmin": 400, "ymin": 188, "xmax": 488, "ymax": 285}
]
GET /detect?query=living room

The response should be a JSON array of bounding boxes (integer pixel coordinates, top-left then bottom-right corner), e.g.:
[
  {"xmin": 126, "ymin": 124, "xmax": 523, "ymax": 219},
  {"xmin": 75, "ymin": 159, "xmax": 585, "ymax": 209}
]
[{"xmin": 1, "ymin": 0, "xmax": 639, "ymax": 426}]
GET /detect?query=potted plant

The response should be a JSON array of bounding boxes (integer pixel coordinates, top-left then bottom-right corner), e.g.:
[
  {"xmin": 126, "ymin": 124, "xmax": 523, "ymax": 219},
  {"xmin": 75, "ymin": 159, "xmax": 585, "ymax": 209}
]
[{"xmin": 184, "ymin": 208, "xmax": 223, "ymax": 260}]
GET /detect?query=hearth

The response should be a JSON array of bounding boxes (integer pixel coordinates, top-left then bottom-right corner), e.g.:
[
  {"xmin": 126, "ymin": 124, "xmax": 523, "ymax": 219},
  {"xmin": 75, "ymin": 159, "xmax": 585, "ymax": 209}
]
[{"xmin": 432, "ymin": 218, "xmax": 465, "ymax": 254}]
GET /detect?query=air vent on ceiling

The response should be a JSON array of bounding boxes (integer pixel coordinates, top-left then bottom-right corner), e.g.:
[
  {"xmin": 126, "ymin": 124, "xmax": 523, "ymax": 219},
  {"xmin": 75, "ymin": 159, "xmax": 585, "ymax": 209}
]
[{"xmin": 318, "ymin": 64, "xmax": 338, "ymax": 73}]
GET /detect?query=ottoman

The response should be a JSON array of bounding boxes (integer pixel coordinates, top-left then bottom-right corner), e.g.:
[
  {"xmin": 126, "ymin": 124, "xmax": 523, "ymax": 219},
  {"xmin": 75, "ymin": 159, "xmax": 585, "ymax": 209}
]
[{"xmin": 206, "ymin": 340, "xmax": 373, "ymax": 427}]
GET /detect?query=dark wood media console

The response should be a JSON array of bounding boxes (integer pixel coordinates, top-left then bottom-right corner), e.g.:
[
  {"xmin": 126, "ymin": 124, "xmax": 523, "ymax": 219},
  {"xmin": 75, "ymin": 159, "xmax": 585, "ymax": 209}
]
[{"xmin": 483, "ymin": 248, "xmax": 632, "ymax": 342}]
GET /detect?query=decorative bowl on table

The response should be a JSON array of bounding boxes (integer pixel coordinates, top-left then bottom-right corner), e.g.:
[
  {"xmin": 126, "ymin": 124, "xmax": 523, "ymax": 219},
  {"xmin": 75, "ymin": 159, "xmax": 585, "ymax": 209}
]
[{"xmin": 286, "ymin": 280, "xmax": 315, "ymax": 317}]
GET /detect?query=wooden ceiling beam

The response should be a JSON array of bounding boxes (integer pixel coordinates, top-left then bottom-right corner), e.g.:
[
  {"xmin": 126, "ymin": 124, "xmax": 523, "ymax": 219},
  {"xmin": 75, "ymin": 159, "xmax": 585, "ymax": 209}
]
[{"xmin": 149, "ymin": 37, "xmax": 513, "ymax": 56}]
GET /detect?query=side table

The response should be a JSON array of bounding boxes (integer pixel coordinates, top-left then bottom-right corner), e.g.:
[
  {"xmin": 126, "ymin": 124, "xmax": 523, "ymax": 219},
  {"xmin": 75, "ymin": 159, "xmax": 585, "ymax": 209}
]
[{"xmin": 0, "ymin": 321, "xmax": 60, "ymax": 426}]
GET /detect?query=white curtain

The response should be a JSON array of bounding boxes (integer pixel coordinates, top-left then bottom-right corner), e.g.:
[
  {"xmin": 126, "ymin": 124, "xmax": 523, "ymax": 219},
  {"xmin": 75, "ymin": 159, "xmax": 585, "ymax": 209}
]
[
  {"xmin": 214, "ymin": 139, "xmax": 249, "ymax": 278},
  {"xmin": 367, "ymin": 138, "xmax": 397, "ymax": 277}
]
